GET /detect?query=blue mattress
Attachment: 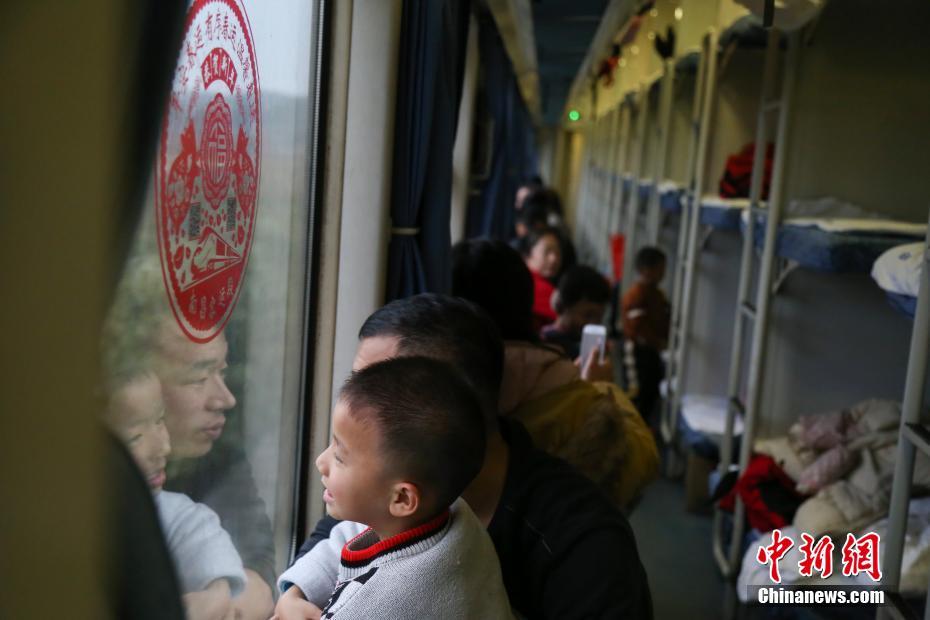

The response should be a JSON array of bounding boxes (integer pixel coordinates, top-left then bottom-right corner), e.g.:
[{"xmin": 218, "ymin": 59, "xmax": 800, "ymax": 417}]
[
  {"xmin": 675, "ymin": 50, "xmax": 701, "ymax": 74},
  {"xmin": 719, "ymin": 15, "xmax": 769, "ymax": 49},
  {"xmin": 660, "ymin": 188, "xmax": 683, "ymax": 214},
  {"xmin": 886, "ymin": 292, "xmax": 917, "ymax": 318},
  {"xmin": 750, "ymin": 219, "xmax": 923, "ymax": 273},
  {"xmin": 621, "ymin": 176, "xmax": 634, "ymax": 195},
  {"xmin": 677, "ymin": 409, "xmax": 741, "ymax": 463},
  {"xmin": 699, "ymin": 199, "xmax": 746, "ymax": 231}
]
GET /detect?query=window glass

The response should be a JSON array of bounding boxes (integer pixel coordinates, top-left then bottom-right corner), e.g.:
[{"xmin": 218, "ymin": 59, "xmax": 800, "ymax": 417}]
[{"xmin": 101, "ymin": 0, "xmax": 320, "ymax": 616}]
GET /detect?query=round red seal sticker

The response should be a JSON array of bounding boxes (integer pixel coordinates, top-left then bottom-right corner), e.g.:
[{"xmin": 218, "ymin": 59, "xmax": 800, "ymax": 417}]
[{"xmin": 156, "ymin": 0, "xmax": 260, "ymax": 343}]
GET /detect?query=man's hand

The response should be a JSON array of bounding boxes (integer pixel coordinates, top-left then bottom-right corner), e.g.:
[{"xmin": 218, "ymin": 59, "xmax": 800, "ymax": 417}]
[
  {"xmin": 234, "ymin": 570, "xmax": 274, "ymax": 620},
  {"xmin": 270, "ymin": 585, "xmax": 323, "ymax": 620},
  {"xmin": 183, "ymin": 579, "xmax": 235, "ymax": 620},
  {"xmin": 576, "ymin": 342, "xmax": 614, "ymax": 383}
]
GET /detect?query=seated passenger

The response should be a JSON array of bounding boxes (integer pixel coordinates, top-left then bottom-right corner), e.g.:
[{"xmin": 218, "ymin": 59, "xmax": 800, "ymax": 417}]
[
  {"xmin": 541, "ymin": 265, "xmax": 611, "ymax": 360},
  {"xmin": 275, "ymin": 357, "xmax": 511, "ymax": 619},
  {"xmin": 452, "ymin": 240, "xmax": 658, "ymax": 509},
  {"xmin": 102, "ymin": 369, "xmax": 247, "ymax": 617},
  {"xmin": 293, "ymin": 295, "xmax": 653, "ymax": 618},
  {"xmin": 620, "ymin": 246, "xmax": 671, "ymax": 422},
  {"xmin": 517, "ymin": 227, "xmax": 562, "ymax": 330},
  {"xmin": 514, "ymin": 187, "xmax": 577, "ymax": 275}
]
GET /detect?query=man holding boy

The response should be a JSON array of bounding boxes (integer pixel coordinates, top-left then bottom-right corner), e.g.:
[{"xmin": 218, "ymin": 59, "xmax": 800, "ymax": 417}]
[
  {"xmin": 284, "ymin": 294, "xmax": 652, "ymax": 619},
  {"xmin": 275, "ymin": 357, "xmax": 512, "ymax": 618}
]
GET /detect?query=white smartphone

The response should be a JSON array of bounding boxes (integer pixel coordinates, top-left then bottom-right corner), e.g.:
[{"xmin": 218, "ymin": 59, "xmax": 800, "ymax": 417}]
[{"xmin": 579, "ymin": 324, "xmax": 607, "ymax": 364}]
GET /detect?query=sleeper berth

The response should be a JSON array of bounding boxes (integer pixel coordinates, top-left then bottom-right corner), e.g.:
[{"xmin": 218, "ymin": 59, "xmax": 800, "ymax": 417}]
[
  {"xmin": 747, "ymin": 215, "xmax": 925, "ymax": 273},
  {"xmin": 699, "ymin": 196, "xmax": 754, "ymax": 231}
]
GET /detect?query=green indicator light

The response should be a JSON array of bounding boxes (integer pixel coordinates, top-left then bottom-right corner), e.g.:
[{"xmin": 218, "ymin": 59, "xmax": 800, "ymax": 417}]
[{"xmin": 568, "ymin": 109, "xmax": 581, "ymax": 122}]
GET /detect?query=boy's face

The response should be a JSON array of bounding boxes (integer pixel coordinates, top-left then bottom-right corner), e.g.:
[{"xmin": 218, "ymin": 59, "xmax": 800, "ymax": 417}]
[
  {"xmin": 639, "ymin": 262, "xmax": 666, "ymax": 285},
  {"xmin": 109, "ymin": 375, "xmax": 171, "ymax": 491},
  {"xmin": 315, "ymin": 399, "xmax": 394, "ymax": 527},
  {"xmin": 562, "ymin": 300, "xmax": 607, "ymax": 333},
  {"xmin": 155, "ymin": 324, "xmax": 236, "ymax": 459}
]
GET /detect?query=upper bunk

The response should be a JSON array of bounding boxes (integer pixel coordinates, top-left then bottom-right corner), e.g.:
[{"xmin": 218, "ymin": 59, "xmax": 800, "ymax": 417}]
[{"xmin": 751, "ymin": 217, "xmax": 925, "ymax": 274}]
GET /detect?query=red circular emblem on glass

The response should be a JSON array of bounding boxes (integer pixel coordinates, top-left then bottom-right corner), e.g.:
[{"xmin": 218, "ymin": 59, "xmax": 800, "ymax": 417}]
[{"xmin": 156, "ymin": 0, "xmax": 260, "ymax": 342}]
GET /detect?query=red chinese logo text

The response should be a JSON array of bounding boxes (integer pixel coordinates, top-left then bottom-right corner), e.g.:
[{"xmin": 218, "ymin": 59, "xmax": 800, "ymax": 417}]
[
  {"xmin": 841, "ymin": 532, "xmax": 882, "ymax": 582},
  {"xmin": 756, "ymin": 529, "xmax": 794, "ymax": 584}
]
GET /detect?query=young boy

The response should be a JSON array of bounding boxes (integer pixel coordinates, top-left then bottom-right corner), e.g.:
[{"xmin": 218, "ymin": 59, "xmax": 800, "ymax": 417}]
[
  {"xmin": 620, "ymin": 246, "xmax": 671, "ymax": 421},
  {"xmin": 103, "ymin": 369, "xmax": 247, "ymax": 610},
  {"xmin": 274, "ymin": 356, "xmax": 512, "ymax": 619},
  {"xmin": 541, "ymin": 265, "xmax": 611, "ymax": 360}
]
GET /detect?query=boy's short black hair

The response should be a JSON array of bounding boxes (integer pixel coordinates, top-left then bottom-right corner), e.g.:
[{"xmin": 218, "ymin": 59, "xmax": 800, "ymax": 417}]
[
  {"xmin": 339, "ymin": 356, "xmax": 486, "ymax": 512},
  {"xmin": 452, "ymin": 239, "xmax": 535, "ymax": 342},
  {"xmin": 557, "ymin": 265, "xmax": 610, "ymax": 310},
  {"xmin": 358, "ymin": 294, "xmax": 503, "ymax": 430},
  {"xmin": 634, "ymin": 246, "xmax": 666, "ymax": 271}
]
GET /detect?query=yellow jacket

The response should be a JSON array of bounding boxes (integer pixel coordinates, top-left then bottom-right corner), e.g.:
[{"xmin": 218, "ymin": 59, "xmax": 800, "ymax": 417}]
[{"xmin": 499, "ymin": 342, "xmax": 659, "ymax": 510}]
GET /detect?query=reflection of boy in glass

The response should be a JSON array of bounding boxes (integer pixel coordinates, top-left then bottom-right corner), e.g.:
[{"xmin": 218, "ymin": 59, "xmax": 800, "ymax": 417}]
[
  {"xmin": 104, "ymin": 257, "xmax": 275, "ymax": 620},
  {"xmin": 156, "ymin": 323, "xmax": 276, "ymax": 620},
  {"xmin": 103, "ymin": 369, "xmax": 247, "ymax": 618}
]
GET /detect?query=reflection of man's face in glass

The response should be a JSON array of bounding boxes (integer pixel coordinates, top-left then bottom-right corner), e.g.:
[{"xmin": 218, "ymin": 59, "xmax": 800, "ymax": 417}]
[{"xmin": 155, "ymin": 322, "xmax": 236, "ymax": 458}]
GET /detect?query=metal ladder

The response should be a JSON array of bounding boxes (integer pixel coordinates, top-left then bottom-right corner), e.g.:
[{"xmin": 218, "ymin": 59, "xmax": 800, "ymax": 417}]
[
  {"xmin": 598, "ymin": 110, "xmax": 618, "ymax": 270},
  {"xmin": 609, "ymin": 101, "xmax": 633, "ymax": 275},
  {"xmin": 660, "ymin": 29, "xmax": 718, "ymax": 444},
  {"xmin": 621, "ymin": 83, "xmax": 652, "ymax": 288},
  {"xmin": 645, "ymin": 58, "xmax": 676, "ymax": 247},
  {"xmin": 712, "ymin": 27, "xmax": 802, "ymax": 578},
  {"xmin": 574, "ymin": 123, "xmax": 595, "ymax": 263},
  {"xmin": 603, "ymin": 107, "xmax": 623, "ymax": 274},
  {"xmin": 879, "ymin": 213, "xmax": 930, "ymax": 620}
]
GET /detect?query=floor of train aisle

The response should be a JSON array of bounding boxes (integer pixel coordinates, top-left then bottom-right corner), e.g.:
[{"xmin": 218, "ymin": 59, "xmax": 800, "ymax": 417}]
[{"xmin": 629, "ymin": 474, "xmax": 728, "ymax": 619}]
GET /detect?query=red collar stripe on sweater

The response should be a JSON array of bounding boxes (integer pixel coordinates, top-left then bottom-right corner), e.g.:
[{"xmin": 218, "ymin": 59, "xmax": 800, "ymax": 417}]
[{"xmin": 341, "ymin": 509, "xmax": 451, "ymax": 568}]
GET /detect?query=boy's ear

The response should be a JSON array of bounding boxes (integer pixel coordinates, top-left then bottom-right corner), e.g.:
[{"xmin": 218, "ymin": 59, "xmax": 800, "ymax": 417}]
[
  {"xmin": 388, "ymin": 482, "xmax": 421, "ymax": 518},
  {"xmin": 551, "ymin": 290, "xmax": 563, "ymax": 314}
]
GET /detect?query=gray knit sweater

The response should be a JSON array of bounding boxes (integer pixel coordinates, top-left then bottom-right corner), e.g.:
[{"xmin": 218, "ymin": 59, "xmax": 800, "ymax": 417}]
[{"xmin": 278, "ymin": 499, "xmax": 512, "ymax": 619}]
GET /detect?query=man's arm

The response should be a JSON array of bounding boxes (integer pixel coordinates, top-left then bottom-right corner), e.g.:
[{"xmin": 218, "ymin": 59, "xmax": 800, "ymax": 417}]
[
  {"xmin": 294, "ymin": 515, "xmax": 341, "ymax": 562},
  {"xmin": 542, "ymin": 527, "xmax": 653, "ymax": 619},
  {"xmin": 234, "ymin": 569, "xmax": 274, "ymax": 620}
]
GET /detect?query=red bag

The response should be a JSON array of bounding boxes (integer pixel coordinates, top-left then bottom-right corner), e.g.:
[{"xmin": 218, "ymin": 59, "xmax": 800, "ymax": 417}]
[{"xmin": 719, "ymin": 143, "xmax": 774, "ymax": 199}]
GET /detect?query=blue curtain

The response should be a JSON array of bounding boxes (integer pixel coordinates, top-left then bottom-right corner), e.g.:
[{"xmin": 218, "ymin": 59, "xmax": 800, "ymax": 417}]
[
  {"xmin": 386, "ymin": 0, "xmax": 471, "ymax": 301},
  {"xmin": 465, "ymin": 11, "xmax": 538, "ymax": 241}
]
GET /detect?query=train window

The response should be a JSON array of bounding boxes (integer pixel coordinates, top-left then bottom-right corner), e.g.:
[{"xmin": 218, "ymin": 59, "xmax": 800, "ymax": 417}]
[{"xmin": 101, "ymin": 0, "xmax": 324, "ymax": 615}]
